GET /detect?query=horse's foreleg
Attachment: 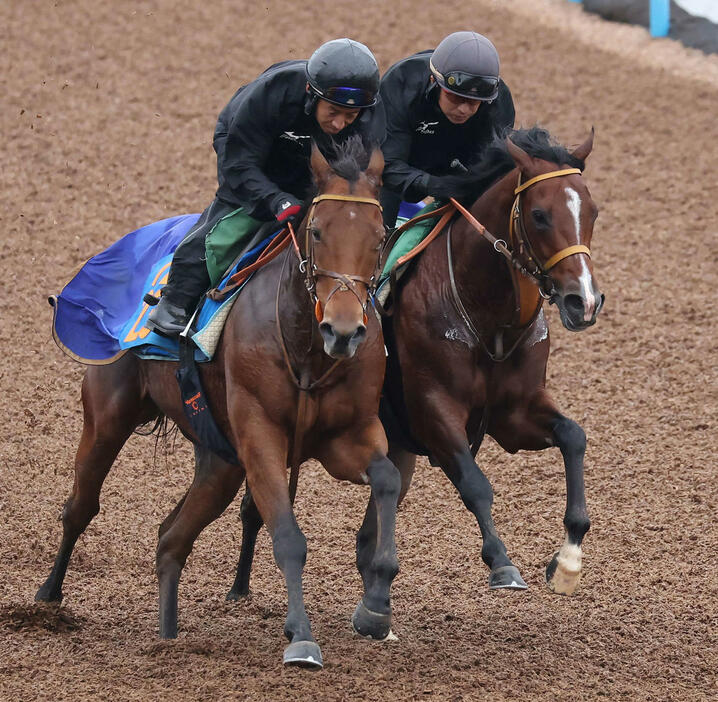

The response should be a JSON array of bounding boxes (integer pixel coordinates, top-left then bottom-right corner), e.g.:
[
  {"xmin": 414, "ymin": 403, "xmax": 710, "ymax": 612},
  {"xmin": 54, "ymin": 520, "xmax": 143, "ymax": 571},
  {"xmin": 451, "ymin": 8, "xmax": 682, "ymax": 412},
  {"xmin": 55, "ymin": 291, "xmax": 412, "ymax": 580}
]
[
  {"xmin": 226, "ymin": 488, "xmax": 263, "ymax": 600},
  {"xmin": 491, "ymin": 394, "xmax": 591, "ymax": 595},
  {"xmin": 355, "ymin": 443, "xmax": 413, "ymax": 600},
  {"xmin": 545, "ymin": 414, "xmax": 590, "ymax": 596},
  {"xmin": 436, "ymin": 446, "xmax": 527, "ymax": 590},
  {"xmin": 240, "ymin": 427, "xmax": 321, "ymax": 668},
  {"xmin": 36, "ymin": 363, "xmax": 147, "ymax": 603},
  {"xmin": 156, "ymin": 446, "xmax": 243, "ymax": 638},
  {"xmin": 351, "ymin": 451, "xmax": 401, "ymax": 641}
]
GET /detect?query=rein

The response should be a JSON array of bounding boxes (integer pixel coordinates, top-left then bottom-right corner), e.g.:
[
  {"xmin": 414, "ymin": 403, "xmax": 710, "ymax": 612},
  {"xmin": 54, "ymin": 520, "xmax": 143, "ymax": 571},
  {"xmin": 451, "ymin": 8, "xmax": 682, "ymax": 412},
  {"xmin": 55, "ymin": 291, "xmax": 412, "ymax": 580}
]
[{"xmin": 276, "ymin": 193, "xmax": 383, "ymax": 502}]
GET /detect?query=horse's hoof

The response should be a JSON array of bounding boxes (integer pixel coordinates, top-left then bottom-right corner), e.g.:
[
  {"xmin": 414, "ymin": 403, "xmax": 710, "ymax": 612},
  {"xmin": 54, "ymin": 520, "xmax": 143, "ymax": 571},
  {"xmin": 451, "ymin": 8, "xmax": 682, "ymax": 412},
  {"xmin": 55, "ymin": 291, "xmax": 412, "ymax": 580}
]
[
  {"xmin": 546, "ymin": 548, "xmax": 582, "ymax": 595},
  {"xmin": 35, "ymin": 585, "xmax": 63, "ymax": 603},
  {"xmin": 283, "ymin": 640, "xmax": 323, "ymax": 669},
  {"xmin": 351, "ymin": 600, "xmax": 394, "ymax": 641},
  {"xmin": 225, "ymin": 588, "xmax": 248, "ymax": 602},
  {"xmin": 488, "ymin": 565, "xmax": 528, "ymax": 590}
]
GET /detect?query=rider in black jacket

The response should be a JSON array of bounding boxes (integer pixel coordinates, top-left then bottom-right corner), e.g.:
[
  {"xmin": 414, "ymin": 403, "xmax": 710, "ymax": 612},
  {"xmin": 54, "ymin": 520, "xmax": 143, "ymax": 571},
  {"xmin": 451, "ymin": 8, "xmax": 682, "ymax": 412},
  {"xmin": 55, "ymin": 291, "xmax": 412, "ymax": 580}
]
[
  {"xmin": 148, "ymin": 38, "xmax": 385, "ymax": 336},
  {"xmin": 379, "ymin": 32, "xmax": 516, "ymax": 228}
]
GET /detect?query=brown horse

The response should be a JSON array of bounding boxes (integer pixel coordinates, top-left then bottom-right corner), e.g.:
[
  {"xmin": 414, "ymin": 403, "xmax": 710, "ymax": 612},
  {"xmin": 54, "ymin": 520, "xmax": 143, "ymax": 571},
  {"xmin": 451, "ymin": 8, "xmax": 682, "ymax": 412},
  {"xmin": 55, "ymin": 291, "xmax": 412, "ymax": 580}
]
[
  {"xmin": 229, "ymin": 126, "xmax": 602, "ymax": 601},
  {"xmin": 36, "ymin": 140, "xmax": 401, "ymax": 668}
]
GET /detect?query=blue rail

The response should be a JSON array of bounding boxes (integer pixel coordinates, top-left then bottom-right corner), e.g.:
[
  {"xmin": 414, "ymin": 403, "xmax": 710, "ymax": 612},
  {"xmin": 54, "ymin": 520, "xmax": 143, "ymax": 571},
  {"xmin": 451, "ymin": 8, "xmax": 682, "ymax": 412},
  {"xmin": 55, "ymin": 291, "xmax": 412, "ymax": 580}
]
[{"xmin": 568, "ymin": 0, "xmax": 671, "ymax": 37}]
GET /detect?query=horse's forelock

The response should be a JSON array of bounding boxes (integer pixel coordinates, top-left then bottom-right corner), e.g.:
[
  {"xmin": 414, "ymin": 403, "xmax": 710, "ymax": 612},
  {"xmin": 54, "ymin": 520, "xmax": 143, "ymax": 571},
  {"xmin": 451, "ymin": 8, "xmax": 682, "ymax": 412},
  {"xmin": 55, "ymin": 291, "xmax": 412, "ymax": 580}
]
[{"xmin": 326, "ymin": 135, "xmax": 375, "ymax": 185}]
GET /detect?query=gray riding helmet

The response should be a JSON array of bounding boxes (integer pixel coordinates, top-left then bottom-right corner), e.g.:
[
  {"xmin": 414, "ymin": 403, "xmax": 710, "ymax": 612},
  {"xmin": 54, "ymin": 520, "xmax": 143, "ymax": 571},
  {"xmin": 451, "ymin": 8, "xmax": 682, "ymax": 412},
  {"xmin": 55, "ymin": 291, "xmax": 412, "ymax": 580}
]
[
  {"xmin": 306, "ymin": 38, "xmax": 380, "ymax": 108},
  {"xmin": 429, "ymin": 31, "xmax": 500, "ymax": 101}
]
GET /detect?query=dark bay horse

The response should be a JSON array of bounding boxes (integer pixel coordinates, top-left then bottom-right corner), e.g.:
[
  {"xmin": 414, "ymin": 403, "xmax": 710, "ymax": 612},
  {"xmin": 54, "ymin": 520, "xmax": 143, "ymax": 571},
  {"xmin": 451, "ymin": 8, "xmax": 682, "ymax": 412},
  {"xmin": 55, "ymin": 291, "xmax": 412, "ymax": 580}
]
[
  {"xmin": 36, "ymin": 141, "xmax": 401, "ymax": 668},
  {"xmin": 375, "ymin": 126, "xmax": 603, "ymax": 595},
  {"xmin": 229, "ymin": 126, "xmax": 603, "ymax": 602}
]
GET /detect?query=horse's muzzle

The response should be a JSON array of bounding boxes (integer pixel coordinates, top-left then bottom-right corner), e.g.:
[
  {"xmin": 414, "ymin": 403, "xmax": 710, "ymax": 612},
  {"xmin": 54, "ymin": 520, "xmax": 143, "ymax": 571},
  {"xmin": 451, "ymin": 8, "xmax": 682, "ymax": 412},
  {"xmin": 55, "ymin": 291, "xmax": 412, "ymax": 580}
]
[
  {"xmin": 553, "ymin": 291, "xmax": 605, "ymax": 332},
  {"xmin": 319, "ymin": 320, "xmax": 367, "ymax": 358}
]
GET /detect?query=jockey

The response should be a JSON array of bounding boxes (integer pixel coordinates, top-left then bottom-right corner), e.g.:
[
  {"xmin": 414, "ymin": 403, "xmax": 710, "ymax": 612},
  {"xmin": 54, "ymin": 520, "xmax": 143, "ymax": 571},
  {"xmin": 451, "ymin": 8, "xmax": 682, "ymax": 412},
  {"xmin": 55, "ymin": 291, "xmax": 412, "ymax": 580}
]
[
  {"xmin": 379, "ymin": 31, "xmax": 516, "ymax": 229},
  {"xmin": 148, "ymin": 38, "xmax": 385, "ymax": 337}
]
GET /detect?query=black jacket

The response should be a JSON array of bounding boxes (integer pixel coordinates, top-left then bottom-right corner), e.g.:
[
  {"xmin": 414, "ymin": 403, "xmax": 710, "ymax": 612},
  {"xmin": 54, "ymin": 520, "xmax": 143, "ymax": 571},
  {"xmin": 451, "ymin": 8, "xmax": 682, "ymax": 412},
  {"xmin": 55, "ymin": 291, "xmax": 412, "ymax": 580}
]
[
  {"xmin": 380, "ymin": 50, "xmax": 515, "ymax": 202},
  {"xmin": 214, "ymin": 60, "xmax": 386, "ymax": 221}
]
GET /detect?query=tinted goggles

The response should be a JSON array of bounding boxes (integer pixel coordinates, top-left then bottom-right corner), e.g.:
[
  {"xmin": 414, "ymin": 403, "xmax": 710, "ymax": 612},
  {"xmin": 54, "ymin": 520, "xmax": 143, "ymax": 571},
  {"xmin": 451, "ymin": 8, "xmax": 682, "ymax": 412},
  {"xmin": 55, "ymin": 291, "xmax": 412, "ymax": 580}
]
[
  {"xmin": 445, "ymin": 71, "xmax": 498, "ymax": 98},
  {"xmin": 314, "ymin": 85, "xmax": 376, "ymax": 108}
]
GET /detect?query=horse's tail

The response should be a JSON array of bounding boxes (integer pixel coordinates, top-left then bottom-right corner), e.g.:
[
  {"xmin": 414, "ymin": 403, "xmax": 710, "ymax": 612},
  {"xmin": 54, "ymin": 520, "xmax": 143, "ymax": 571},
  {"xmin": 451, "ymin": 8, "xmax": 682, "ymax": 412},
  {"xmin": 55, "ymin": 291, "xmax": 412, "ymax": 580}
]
[{"xmin": 134, "ymin": 414, "xmax": 181, "ymax": 470}]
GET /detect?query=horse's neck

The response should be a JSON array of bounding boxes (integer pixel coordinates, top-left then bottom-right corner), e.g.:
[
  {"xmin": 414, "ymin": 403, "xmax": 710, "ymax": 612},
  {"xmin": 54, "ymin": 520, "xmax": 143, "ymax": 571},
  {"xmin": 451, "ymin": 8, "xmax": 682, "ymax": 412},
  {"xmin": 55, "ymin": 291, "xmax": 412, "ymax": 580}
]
[
  {"xmin": 449, "ymin": 169, "xmax": 519, "ymax": 329},
  {"xmin": 472, "ymin": 168, "xmax": 517, "ymax": 240}
]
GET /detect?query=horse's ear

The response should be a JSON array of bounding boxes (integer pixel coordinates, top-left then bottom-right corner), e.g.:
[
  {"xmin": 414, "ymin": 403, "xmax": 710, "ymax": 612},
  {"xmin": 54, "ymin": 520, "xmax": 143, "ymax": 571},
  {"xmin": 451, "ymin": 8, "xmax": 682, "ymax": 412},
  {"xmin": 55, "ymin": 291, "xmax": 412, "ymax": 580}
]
[
  {"xmin": 365, "ymin": 148, "xmax": 384, "ymax": 188},
  {"xmin": 571, "ymin": 127, "xmax": 595, "ymax": 162},
  {"xmin": 311, "ymin": 144, "xmax": 333, "ymax": 187},
  {"xmin": 506, "ymin": 137, "xmax": 534, "ymax": 173}
]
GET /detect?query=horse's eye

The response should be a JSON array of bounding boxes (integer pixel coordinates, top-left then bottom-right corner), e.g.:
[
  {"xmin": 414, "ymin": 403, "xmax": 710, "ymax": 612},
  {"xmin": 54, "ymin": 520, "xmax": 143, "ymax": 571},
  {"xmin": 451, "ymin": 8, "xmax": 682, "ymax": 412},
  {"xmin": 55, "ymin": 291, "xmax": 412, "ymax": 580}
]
[
  {"xmin": 311, "ymin": 227, "xmax": 321, "ymax": 242},
  {"xmin": 531, "ymin": 208, "xmax": 551, "ymax": 230}
]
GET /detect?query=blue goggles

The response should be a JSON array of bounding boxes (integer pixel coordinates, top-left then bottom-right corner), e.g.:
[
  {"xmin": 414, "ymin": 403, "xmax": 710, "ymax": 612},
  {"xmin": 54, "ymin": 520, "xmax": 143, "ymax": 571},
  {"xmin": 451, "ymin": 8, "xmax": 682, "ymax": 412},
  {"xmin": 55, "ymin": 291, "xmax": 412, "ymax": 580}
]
[{"xmin": 313, "ymin": 85, "xmax": 376, "ymax": 108}]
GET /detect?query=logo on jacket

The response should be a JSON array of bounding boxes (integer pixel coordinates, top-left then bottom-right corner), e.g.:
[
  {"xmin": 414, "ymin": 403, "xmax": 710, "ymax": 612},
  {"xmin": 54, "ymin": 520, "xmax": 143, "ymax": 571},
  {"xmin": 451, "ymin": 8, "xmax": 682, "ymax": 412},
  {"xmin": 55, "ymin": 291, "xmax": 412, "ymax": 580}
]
[
  {"xmin": 416, "ymin": 121, "xmax": 439, "ymax": 135},
  {"xmin": 281, "ymin": 131, "xmax": 311, "ymax": 142}
]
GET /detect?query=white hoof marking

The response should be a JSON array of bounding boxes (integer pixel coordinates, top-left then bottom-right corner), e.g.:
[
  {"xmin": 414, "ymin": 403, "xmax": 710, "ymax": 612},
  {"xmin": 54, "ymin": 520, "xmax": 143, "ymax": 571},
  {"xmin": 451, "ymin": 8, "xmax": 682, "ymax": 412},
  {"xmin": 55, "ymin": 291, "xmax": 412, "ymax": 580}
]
[{"xmin": 548, "ymin": 538, "xmax": 583, "ymax": 596}]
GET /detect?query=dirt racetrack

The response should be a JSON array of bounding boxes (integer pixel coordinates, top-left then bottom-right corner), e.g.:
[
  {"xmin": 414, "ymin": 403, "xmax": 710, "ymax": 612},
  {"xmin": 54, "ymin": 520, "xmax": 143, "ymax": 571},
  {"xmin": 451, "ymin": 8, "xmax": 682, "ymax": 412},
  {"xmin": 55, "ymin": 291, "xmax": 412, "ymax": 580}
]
[{"xmin": 1, "ymin": 1, "xmax": 716, "ymax": 700}]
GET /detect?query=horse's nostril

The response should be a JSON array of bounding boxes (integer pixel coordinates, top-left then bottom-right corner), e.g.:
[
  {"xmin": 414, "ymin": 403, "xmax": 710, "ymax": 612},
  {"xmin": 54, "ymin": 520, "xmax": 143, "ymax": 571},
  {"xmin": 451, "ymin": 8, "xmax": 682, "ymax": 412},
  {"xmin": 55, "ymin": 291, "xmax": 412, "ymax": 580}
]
[
  {"xmin": 564, "ymin": 294, "xmax": 585, "ymax": 317},
  {"xmin": 319, "ymin": 322, "xmax": 334, "ymax": 339},
  {"xmin": 352, "ymin": 325, "xmax": 367, "ymax": 342}
]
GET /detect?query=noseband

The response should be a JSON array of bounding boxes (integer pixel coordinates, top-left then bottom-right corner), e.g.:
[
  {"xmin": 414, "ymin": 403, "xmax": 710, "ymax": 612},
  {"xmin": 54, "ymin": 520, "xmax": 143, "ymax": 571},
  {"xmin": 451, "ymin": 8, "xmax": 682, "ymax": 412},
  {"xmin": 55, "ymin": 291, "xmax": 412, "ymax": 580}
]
[{"xmin": 292, "ymin": 194, "xmax": 383, "ymax": 320}]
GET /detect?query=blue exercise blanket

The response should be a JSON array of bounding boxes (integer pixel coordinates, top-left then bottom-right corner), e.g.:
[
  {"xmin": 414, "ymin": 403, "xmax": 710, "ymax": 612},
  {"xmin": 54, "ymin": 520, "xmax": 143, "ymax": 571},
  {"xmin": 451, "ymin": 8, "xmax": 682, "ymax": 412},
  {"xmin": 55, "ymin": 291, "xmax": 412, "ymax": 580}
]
[{"xmin": 51, "ymin": 214, "xmax": 278, "ymax": 364}]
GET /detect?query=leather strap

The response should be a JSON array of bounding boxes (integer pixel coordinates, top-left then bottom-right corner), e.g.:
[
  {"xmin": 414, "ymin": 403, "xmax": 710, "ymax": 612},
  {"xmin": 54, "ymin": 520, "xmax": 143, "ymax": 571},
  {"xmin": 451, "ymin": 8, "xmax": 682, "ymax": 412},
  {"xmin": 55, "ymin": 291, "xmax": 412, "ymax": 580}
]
[
  {"xmin": 394, "ymin": 207, "xmax": 456, "ymax": 267},
  {"xmin": 310, "ymin": 194, "xmax": 382, "ymax": 209},
  {"xmin": 208, "ymin": 229, "xmax": 291, "ymax": 301},
  {"xmin": 288, "ymin": 367, "xmax": 311, "ymax": 504},
  {"xmin": 543, "ymin": 244, "xmax": 591, "ymax": 271},
  {"xmin": 514, "ymin": 168, "xmax": 582, "ymax": 194}
]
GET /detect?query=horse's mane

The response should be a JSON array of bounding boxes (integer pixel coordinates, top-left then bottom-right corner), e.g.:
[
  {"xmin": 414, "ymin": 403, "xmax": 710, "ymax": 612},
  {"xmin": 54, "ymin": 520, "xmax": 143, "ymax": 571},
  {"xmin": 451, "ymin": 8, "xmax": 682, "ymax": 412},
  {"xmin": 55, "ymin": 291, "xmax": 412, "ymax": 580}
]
[{"xmin": 461, "ymin": 126, "xmax": 587, "ymax": 199}]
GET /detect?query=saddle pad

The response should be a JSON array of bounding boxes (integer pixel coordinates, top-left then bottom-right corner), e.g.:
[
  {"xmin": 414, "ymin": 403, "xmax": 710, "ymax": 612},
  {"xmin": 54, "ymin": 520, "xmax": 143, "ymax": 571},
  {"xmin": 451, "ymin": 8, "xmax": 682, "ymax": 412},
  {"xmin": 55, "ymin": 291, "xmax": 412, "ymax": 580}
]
[
  {"xmin": 51, "ymin": 214, "xmax": 280, "ymax": 364},
  {"xmin": 380, "ymin": 200, "xmax": 440, "ymax": 280},
  {"xmin": 375, "ymin": 200, "xmax": 440, "ymax": 308}
]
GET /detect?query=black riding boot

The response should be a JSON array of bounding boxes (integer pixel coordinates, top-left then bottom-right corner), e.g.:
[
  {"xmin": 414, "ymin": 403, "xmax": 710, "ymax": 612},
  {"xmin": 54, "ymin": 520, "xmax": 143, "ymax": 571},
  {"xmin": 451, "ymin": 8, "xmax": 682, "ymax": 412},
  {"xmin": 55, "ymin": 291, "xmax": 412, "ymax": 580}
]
[{"xmin": 147, "ymin": 199, "xmax": 232, "ymax": 336}]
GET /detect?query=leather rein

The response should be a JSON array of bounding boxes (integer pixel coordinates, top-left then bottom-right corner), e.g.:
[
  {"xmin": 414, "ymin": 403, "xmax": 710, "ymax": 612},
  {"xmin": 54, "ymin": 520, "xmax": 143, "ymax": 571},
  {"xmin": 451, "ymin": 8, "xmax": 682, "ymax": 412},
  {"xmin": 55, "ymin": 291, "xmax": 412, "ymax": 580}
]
[
  {"xmin": 276, "ymin": 192, "xmax": 383, "ymax": 502},
  {"xmin": 445, "ymin": 167, "xmax": 591, "ymax": 361}
]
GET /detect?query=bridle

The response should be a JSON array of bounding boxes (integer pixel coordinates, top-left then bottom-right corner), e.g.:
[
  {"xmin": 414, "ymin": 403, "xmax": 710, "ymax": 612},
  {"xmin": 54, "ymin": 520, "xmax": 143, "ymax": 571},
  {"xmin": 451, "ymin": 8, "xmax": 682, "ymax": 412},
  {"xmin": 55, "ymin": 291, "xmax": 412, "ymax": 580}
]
[
  {"xmin": 292, "ymin": 193, "xmax": 384, "ymax": 323},
  {"xmin": 276, "ymin": 192, "xmax": 383, "ymax": 504},
  {"xmin": 509, "ymin": 168, "xmax": 591, "ymax": 299},
  {"xmin": 447, "ymin": 166, "xmax": 593, "ymax": 360}
]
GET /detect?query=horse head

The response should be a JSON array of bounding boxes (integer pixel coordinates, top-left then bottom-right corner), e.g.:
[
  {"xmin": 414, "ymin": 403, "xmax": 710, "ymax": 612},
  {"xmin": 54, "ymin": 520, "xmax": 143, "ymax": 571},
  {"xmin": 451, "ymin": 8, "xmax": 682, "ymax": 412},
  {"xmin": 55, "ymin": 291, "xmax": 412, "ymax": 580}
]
[
  {"xmin": 304, "ymin": 141, "xmax": 385, "ymax": 358},
  {"xmin": 506, "ymin": 130, "xmax": 604, "ymax": 331}
]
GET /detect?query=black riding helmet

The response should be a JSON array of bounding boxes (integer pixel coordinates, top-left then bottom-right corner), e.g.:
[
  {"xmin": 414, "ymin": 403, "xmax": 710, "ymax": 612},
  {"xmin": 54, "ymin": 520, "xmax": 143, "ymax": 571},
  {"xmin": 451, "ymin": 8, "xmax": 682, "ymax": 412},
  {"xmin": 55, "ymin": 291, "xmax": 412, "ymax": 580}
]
[
  {"xmin": 429, "ymin": 31, "xmax": 500, "ymax": 102},
  {"xmin": 306, "ymin": 38, "xmax": 380, "ymax": 108}
]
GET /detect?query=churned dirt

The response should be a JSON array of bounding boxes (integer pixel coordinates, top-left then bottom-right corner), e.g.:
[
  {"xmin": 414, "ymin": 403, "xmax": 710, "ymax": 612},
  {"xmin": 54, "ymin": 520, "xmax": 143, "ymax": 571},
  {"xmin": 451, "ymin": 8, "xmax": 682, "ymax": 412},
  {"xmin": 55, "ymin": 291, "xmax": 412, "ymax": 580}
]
[{"xmin": 1, "ymin": 1, "xmax": 716, "ymax": 700}]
